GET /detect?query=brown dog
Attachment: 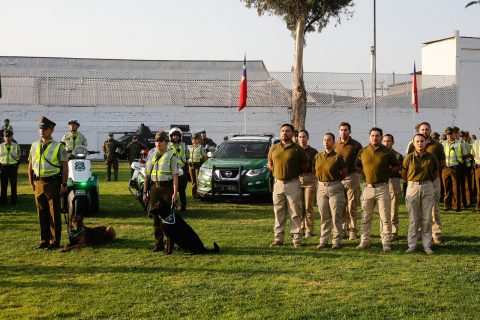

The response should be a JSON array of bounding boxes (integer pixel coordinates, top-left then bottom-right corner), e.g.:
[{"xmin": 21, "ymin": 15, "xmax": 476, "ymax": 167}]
[{"xmin": 62, "ymin": 216, "xmax": 116, "ymax": 252}]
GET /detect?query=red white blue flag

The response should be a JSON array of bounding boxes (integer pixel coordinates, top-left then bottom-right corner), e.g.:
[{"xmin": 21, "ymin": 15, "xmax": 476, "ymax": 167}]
[
  {"xmin": 411, "ymin": 62, "xmax": 418, "ymax": 113},
  {"xmin": 238, "ymin": 56, "xmax": 247, "ymax": 111}
]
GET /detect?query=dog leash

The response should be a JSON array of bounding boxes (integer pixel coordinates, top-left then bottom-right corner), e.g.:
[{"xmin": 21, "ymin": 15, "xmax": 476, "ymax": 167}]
[{"xmin": 160, "ymin": 205, "xmax": 176, "ymax": 225}]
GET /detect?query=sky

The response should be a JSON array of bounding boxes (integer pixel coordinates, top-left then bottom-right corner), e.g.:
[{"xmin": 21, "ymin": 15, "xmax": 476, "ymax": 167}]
[{"xmin": 1, "ymin": 0, "xmax": 479, "ymax": 74}]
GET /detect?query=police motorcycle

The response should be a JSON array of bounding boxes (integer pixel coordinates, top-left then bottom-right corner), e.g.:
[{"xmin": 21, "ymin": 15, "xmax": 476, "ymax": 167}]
[
  {"xmin": 128, "ymin": 149, "xmax": 150, "ymax": 213},
  {"xmin": 65, "ymin": 146, "xmax": 100, "ymax": 216}
]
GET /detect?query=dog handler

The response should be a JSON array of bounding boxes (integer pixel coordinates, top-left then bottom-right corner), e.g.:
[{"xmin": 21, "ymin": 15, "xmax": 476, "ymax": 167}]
[
  {"xmin": 143, "ymin": 131, "xmax": 179, "ymax": 253},
  {"xmin": 28, "ymin": 117, "xmax": 68, "ymax": 250}
]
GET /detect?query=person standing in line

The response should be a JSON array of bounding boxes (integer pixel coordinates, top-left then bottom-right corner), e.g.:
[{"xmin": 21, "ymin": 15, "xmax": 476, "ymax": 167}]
[
  {"xmin": 471, "ymin": 137, "xmax": 480, "ymax": 212},
  {"xmin": 0, "ymin": 130, "xmax": 21, "ymax": 205},
  {"xmin": 143, "ymin": 131, "xmax": 178, "ymax": 253},
  {"xmin": 314, "ymin": 132, "xmax": 347, "ymax": 249},
  {"xmin": 28, "ymin": 117, "xmax": 68, "ymax": 250},
  {"xmin": 402, "ymin": 134, "xmax": 438, "ymax": 255},
  {"xmin": 125, "ymin": 135, "xmax": 147, "ymax": 176},
  {"xmin": 297, "ymin": 129, "xmax": 318, "ymax": 238},
  {"xmin": 103, "ymin": 132, "xmax": 122, "ymax": 181},
  {"xmin": 460, "ymin": 131, "xmax": 474, "ymax": 208},
  {"xmin": 334, "ymin": 122, "xmax": 362, "ymax": 240},
  {"xmin": 268, "ymin": 123, "xmax": 309, "ymax": 248},
  {"xmin": 0, "ymin": 119, "xmax": 13, "ymax": 134},
  {"xmin": 200, "ymin": 130, "xmax": 217, "ymax": 148},
  {"xmin": 407, "ymin": 122, "xmax": 446, "ymax": 245},
  {"xmin": 168, "ymin": 127, "xmax": 189, "ymax": 212},
  {"xmin": 381, "ymin": 134, "xmax": 403, "ymax": 241},
  {"xmin": 188, "ymin": 132, "xmax": 207, "ymax": 199},
  {"xmin": 355, "ymin": 127, "xmax": 401, "ymax": 252}
]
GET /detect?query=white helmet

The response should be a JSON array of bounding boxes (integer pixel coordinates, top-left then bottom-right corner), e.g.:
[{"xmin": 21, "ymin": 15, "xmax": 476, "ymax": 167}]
[{"xmin": 169, "ymin": 127, "xmax": 182, "ymax": 138}]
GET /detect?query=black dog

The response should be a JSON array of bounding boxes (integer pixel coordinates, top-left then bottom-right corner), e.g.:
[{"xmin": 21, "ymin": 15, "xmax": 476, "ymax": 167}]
[
  {"xmin": 149, "ymin": 199, "xmax": 219, "ymax": 255},
  {"xmin": 62, "ymin": 216, "xmax": 116, "ymax": 252}
]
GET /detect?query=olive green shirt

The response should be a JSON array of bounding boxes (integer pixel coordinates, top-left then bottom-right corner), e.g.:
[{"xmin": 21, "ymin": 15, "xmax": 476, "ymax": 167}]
[
  {"xmin": 268, "ymin": 142, "xmax": 308, "ymax": 181},
  {"xmin": 402, "ymin": 151, "xmax": 439, "ymax": 182},
  {"xmin": 390, "ymin": 149, "xmax": 404, "ymax": 178},
  {"xmin": 103, "ymin": 138, "xmax": 122, "ymax": 162},
  {"xmin": 407, "ymin": 139, "xmax": 446, "ymax": 163},
  {"xmin": 334, "ymin": 137, "xmax": 363, "ymax": 174},
  {"xmin": 356, "ymin": 144, "xmax": 401, "ymax": 184},
  {"xmin": 314, "ymin": 150, "xmax": 346, "ymax": 182},
  {"xmin": 126, "ymin": 141, "xmax": 148, "ymax": 163},
  {"xmin": 302, "ymin": 145, "xmax": 319, "ymax": 174}
]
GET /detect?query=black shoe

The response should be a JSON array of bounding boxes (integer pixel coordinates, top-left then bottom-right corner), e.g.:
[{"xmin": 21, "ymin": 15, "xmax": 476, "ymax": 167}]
[
  {"xmin": 33, "ymin": 243, "xmax": 48, "ymax": 250},
  {"xmin": 152, "ymin": 247, "xmax": 162, "ymax": 253},
  {"xmin": 45, "ymin": 243, "xmax": 60, "ymax": 250},
  {"xmin": 180, "ymin": 206, "xmax": 187, "ymax": 212}
]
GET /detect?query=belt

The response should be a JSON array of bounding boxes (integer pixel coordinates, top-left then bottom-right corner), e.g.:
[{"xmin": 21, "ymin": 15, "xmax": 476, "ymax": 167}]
[
  {"xmin": 33, "ymin": 174, "xmax": 61, "ymax": 182},
  {"xmin": 189, "ymin": 162, "xmax": 201, "ymax": 166},
  {"xmin": 154, "ymin": 181, "xmax": 173, "ymax": 187},
  {"xmin": 275, "ymin": 177, "xmax": 299, "ymax": 183},
  {"xmin": 318, "ymin": 181, "xmax": 341, "ymax": 186},
  {"xmin": 408, "ymin": 181, "xmax": 432, "ymax": 185},
  {"xmin": 446, "ymin": 165, "xmax": 458, "ymax": 169},
  {"xmin": 365, "ymin": 182, "xmax": 387, "ymax": 188}
]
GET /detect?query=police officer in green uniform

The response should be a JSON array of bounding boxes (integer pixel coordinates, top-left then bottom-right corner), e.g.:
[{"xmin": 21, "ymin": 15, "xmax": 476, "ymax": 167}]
[
  {"xmin": 143, "ymin": 131, "xmax": 178, "ymax": 253},
  {"xmin": 28, "ymin": 117, "xmax": 68, "ymax": 250},
  {"xmin": 188, "ymin": 132, "xmax": 207, "ymax": 199},
  {"xmin": 125, "ymin": 135, "xmax": 147, "ymax": 176},
  {"xmin": 0, "ymin": 130, "xmax": 21, "ymax": 205},
  {"xmin": 0, "ymin": 119, "xmax": 13, "ymax": 134},
  {"xmin": 62, "ymin": 119, "xmax": 88, "ymax": 159},
  {"xmin": 168, "ymin": 127, "xmax": 189, "ymax": 212},
  {"xmin": 103, "ymin": 132, "xmax": 122, "ymax": 181}
]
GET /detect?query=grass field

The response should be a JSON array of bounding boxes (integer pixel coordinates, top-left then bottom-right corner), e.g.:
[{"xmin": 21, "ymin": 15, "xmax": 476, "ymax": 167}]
[{"xmin": 1, "ymin": 161, "xmax": 479, "ymax": 319}]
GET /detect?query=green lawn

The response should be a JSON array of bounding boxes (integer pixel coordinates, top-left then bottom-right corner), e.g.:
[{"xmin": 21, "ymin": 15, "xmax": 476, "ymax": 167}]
[{"xmin": 1, "ymin": 162, "xmax": 479, "ymax": 319}]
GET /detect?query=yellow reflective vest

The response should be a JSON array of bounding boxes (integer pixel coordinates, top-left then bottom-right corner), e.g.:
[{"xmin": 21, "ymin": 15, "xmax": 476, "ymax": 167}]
[
  {"xmin": 30, "ymin": 140, "xmax": 62, "ymax": 177},
  {"xmin": 444, "ymin": 140, "xmax": 464, "ymax": 167},
  {"xmin": 0, "ymin": 143, "xmax": 20, "ymax": 165}
]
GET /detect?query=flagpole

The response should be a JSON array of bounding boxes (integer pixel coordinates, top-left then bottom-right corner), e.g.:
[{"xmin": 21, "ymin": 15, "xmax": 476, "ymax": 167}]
[{"xmin": 244, "ymin": 109, "xmax": 247, "ymax": 134}]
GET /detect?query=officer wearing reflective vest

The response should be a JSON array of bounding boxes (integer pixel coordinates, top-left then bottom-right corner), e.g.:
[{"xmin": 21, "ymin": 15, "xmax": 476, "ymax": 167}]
[
  {"xmin": 168, "ymin": 127, "xmax": 189, "ymax": 212},
  {"xmin": 460, "ymin": 131, "xmax": 474, "ymax": 208},
  {"xmin": 61, "ymin": 119, "xmax": 88, "ymax": 159},
  {"xmin": 28, "ymin": 117, "xmax": 68, "ymax": 250},
  {"xmin": 442, "ymin": 127, "xmax": 468, "ymax": 212},
  {"xmin": 0, "ymin": 130, "xmax": 21, "ymax": 205},
  {"xmin": 143, "ymin": 131, "xmax": 178, "ymax": 253},
  {"xmin": 188, "ymin": 132, "xmax": 207, "ymax": 199},
  {"xmin": 471, "ymin": 138, "xmax": 480, "ymax": 212}
]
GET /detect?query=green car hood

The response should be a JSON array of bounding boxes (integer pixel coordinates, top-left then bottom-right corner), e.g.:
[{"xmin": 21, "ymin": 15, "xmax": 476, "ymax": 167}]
[{"xmin": 202, "ymin": 158, "xmax": 267, "ymax": 169}]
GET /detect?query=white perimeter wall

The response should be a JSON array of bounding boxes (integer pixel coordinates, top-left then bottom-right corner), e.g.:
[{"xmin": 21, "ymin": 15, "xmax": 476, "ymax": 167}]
[{"xmin": 1, "ymin": 105, "xmax": 459, "ymax": 158}]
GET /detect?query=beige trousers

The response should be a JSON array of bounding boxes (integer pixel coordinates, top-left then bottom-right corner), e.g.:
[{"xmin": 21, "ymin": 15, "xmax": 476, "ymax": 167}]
[
  {"xmin": 341, "ymin": 173, "xmax": 360, "ymax": 233},
  {"xmin": 360, "ymin": 184, "xmax": 392, "ymax": 246},
  {"xmin": 300, "ymin": 174, "xmax": 317, "ymax": 235},
  {"xmin": 273, "ymin": 178, "xmax": 303, "ymax": 244},
  {"xmin": 317, "ymin": 181, "xmax": 346, "ymax": 245},
  {"xmin": 406, "ymin": 181, "xmax": 434, "ymax": 250},
  {"xmin": 431, "ymin": 177, "xmax": 442, "ymax": 240},
  {"xmin": 380, "ymin": 178, "xmax": 401, "ymax": 235}
]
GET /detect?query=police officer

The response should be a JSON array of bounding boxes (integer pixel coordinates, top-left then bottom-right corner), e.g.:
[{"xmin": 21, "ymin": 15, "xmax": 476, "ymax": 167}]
[
  {"xmin": 402, "ymin": 134, "xmax": 438, "ymax": 255},
  {"xmin": 0, "ymin": 130, "xmax": 20, "ymax": 205},
  {"xmin": 168, "ymin": 127, "xmax": 189, "ymax": 212},
  {"xmin": 381, "ymin": 134, "xmax": 403, "ymax": 241},
  {"xmin": 443, "ymin": 127, "xmax": 468, "ymax": 212},
  {"xmin": 0, "ymin": 119, "xmax": 13, "ymax": 134},
  {"xmin": 472, "ymin": 137, "xmax": 480, "ymax": 211},
  {"xmin": 143, "ymin": 131, "xmax": 178, "ymax": 253},
  {"xmin": 188, "ymin": 132, "xmax": 207, "ymax": 199},
  {"xmin": 62, "ymin": 119, "xmax": 88, "ymax": 159},
  {"xmin": 461, "ymin": 131, "xmax": 474, "ymax": 208},
  {"xmin": 28, "ymin": 117, "xmax": 68, "ymax": 250},
  {"xmin": 314, "ymin": 132, "xmax": 347, "ymax": 249},
  {"xmin": 103, "ymin": 132, "xmax": 122, "ymax": 181},
  {"xmin": 355, "ymin": 127, "xmax": 401, "ymax": 252},
  {"xmin": 200, "ymin": 130, "xmax": 217, "ymax": 148},
  {"xmin": 125, "ymin": 135, "xmax": 147, "ymax": 176}
]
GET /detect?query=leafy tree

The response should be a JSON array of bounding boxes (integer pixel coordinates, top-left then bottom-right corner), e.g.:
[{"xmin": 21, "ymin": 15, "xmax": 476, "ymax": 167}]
[
  {"xmin": 465, "ymin": 1, "xmax": 480, "ymax": 8},
  {"xmin": 242, "ymin": 0, "xmax": 354, "ymax": 130}
]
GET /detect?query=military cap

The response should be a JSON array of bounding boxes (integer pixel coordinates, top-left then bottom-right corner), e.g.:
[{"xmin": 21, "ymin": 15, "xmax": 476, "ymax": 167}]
[
  {"xmin": 445, "ymin": 127, "xmax": 454, "ymax": 135},
  {"xmin": 108, "ymin": 132, "xmax": 114, "ymax": 136},
  {"xmin": 431, "ymin": 131, "xmax": 440, "ymax": 139},
  {"xmin": 4, "ymin": 119, "xmax": 10, "ymax": 123},
  {"xmin": 132, "ymin": 135, "xmax": 138, "ymax": 139},
  {"xmin": 38, "ymin": 116, "xmax": 56, "ymax": 129},
  {"xmin": 453, "ymin": 126, "xmax": 460, "ymax": 134},
  {"xmin": 200, "ymin": 130, "xmax": 206, "ymax": 133},
  {"xmin": 460, "ymin": 130, "xmax": 466, "ymax": 136},
  {"xmin": 154, "ymin": 131, "xmax": 169, "ymax": 141},
  {"xmin": 3, "ymin": 130, "xmax": 13, "ymax": 137},
  {"xmin": 193, "ymin": 132, "xmax": 202, "ymax": 139}
]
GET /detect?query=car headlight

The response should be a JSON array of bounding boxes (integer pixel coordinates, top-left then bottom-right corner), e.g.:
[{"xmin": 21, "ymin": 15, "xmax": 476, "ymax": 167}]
[
  {"xmin": 199, "ymin": 167, "xmax": 212, "ymax": 178},
  {"xmin": 245, "ymin": 167, "xmax": 268, "ymax": 177}
]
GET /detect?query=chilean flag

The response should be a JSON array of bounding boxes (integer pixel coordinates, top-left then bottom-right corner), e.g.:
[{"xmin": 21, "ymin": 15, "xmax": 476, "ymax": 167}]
[
  {"xmin": 411, "ymin": 62, "xmax": 418, "ymax": 113},
  {"xmin": 238, "ymin": 56, "xmax": 247, "ymax": 111}
]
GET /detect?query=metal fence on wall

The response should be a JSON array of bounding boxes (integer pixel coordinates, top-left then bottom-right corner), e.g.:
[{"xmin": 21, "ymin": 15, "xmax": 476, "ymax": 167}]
[{"xmin": 0, "ymin": 66, "xmax": 456, "ymax": 109}]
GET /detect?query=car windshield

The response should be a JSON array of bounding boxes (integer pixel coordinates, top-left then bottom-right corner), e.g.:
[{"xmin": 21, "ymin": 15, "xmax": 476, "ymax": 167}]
[{"xmin": 214, "ymin": 141, "xmax": 270, "ymax": 159}]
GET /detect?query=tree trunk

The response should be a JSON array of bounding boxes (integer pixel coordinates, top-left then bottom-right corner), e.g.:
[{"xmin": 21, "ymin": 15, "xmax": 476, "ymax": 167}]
[{"xmin": 291, "ymin": 15, "xmax": 307, "ymax": 130}]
